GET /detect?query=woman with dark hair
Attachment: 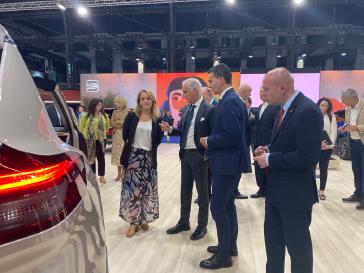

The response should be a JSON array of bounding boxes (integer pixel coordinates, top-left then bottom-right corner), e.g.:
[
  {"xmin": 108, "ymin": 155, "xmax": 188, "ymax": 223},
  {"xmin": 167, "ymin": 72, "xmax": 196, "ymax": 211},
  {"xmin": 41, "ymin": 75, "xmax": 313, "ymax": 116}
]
[
  {"xmin": 317, "ymin": 97, "xmax": 337, "ymax": 200},
  {"xmin": 119, "ymin": 90, "xmax": 164, "ymax": 238},
  {"xmin": 80, "ymin": 98, "xmax": 110, "ymax": 184}
]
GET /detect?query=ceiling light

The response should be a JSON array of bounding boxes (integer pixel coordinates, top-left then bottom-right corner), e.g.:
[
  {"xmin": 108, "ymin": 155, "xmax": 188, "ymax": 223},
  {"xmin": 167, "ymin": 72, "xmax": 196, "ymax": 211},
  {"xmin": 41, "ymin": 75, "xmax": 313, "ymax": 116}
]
[
  {"xmin": 226, "ymin": 0, "xmax": 236, "ymax": 5},
  {"xmin": 341, "ymin": 52, "xmax": 347, "ymax": 56},
  {"xmin": 191, "ymin": 56, "xmax": 196, "ymax": 60},
  {"xmin": 248, "ymin": 55, "xmax": 253, "ymax": 58},
  {"xmin": 277, "ymin": 55, "xmax": 282, "ymax": 58},
  {"xmin": 162, "ymin": 57, "xmax": 167, "ymax": 61},
  {"xmin": 302, "ymin": 53, "xmax": 307, "ymax": 57},
  {"xmin": 293, "ymin": 0, "xmax": 305, "ymax": 6},
  {"xmin": 77, "ymin": 6, "xmax": 88, "ymax": 17},
  {"xmin": 57, "ymin": 4, "xmax": 66, "ymax": 10},
  {"xmin": 136, "ymin": 58, "xmax": 141, "ymax": 62}
]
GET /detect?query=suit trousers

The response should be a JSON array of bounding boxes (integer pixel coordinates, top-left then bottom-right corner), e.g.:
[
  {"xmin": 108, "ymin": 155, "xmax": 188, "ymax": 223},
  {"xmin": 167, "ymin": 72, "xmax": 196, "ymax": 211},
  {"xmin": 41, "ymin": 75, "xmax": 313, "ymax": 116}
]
[
  {"xmin": 350, "ymin": 139, "xmax": 364, "ymax": 200},
  {"xmin": 265, "ymin": 203, "xmax": 313, "ymax": 273},
  {"xmin": 210, "ymin": 173, "xmax": 241, "ymax": 257},
  {"xmin": 180, "ymin": 150, "xmax": 209, "ymax": 227},
  {"xmin": 254, "ymin": 161, "xmax": 267, "ymax": 193}
]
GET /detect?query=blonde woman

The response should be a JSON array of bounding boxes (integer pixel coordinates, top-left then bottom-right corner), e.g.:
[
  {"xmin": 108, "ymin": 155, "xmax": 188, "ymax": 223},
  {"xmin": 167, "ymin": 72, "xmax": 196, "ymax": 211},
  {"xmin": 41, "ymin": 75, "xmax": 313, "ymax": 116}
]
[
  {"xmin": 110, "ymin": 96, "xmax": 129, "ymax": 181},
  {"xmin": 80, "ymin": 98, "xmax": 109, "ymax": 184},
  {"xmin": 119, "ymin": 90, "xmax": 163, "ymax": 238}
]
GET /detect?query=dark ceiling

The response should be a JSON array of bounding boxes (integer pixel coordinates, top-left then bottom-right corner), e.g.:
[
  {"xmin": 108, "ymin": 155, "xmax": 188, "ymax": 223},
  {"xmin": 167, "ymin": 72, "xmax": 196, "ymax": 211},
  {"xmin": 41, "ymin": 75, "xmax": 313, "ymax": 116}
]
[{"xmin": 0, "ymin": 0, "xmax": 364, "ymax": 86}]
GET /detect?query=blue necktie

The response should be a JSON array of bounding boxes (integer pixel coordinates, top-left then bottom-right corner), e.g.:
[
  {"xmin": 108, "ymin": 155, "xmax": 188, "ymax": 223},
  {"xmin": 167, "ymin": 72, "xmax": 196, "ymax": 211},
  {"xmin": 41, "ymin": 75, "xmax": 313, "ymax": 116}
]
[{"xmin": 181, "ymin": 104, "xmax": 196, "ymax": 149}]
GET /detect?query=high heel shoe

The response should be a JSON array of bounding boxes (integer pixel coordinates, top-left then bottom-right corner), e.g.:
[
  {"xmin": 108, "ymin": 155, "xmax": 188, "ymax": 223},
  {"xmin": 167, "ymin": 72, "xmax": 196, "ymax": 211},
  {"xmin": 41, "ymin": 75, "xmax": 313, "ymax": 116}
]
[
  {"xmin": 126, "ymin": 224, "xmax": 137, "ymax": 238},
  {"xmin": 141, "ymin": 224, "xmax": 149, "ymax": 231}
]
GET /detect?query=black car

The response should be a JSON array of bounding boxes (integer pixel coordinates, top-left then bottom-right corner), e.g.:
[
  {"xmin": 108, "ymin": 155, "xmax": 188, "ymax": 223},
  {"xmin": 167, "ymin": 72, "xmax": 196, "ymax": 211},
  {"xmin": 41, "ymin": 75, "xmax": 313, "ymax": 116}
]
[{"xmin": 334, "ymin": 109, "xmax": 351, "ymax": 160}]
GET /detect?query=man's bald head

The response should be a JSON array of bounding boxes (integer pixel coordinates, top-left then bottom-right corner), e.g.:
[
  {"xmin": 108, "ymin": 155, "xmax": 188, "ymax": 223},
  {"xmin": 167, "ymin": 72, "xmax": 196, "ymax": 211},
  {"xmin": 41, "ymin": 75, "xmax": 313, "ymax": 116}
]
[
  {"xmin": 261, "ymin": 67, "xmax": 295, "ymax": 105},
  {"xmin": 237, "ymin": 83, "xmax": 252, "ymax": 100}
]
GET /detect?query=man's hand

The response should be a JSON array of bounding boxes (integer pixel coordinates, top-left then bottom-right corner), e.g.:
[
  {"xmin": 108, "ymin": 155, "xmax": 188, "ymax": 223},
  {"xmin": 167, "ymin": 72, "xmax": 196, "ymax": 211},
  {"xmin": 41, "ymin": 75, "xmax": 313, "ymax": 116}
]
[
  {"xmin": 345, "ymin": 125, "xmax": 359, "ymax": 132},
  {"xmin": 254, "ymin": 146, "xmax": 267, "ymax": 156},
  {"xmin": 200, "ymin": 137, "xmax": 208, "ymax": 149},
  {"xmin": 253, "ymin": 153, "xmax": 268, "ymax": 168},
  {"xmin": 159, "ymin": 121, "xmax": 171, "ymax": 132},
  {"xmin": 321, "ymin": 141, "xmax": 330, "ymax": 150}
]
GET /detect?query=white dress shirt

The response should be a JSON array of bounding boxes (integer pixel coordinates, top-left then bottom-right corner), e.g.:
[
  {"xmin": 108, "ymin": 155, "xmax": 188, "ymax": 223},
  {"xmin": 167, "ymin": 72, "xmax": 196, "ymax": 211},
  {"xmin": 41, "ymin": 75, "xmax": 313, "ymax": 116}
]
[
  {"xmin": 259, "ymin": 102, "xmax": 269, "ymax": 120},
  {"xmin": 185, "ymin": 96, "xmax": 203, "ymax": 149},
  {"xmin": 349, "ymin": 102, "xmax": 361, "ymax": 140}
]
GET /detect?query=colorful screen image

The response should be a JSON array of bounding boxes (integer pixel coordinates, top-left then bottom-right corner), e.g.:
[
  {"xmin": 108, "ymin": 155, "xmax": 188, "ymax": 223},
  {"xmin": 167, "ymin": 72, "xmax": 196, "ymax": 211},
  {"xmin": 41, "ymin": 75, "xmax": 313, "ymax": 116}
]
[
  {"xmin": 157, "ymin": 72, "xmax": 240, "ymax": 127},
  {"xmin": 320, "ymin": 71, "xmax": 364, "ymax": 112},
  {"xmin": 80, "ymin": 73, "xmax": 157, "ymax": 109},
  {"xmin": 240, "ymin": 73, "xmax": 321, "ymax": 107}
]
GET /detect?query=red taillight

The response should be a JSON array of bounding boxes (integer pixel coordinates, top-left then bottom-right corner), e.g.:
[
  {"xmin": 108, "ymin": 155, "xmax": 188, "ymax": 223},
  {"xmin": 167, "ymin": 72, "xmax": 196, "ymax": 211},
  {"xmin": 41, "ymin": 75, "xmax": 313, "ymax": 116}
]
[{"xmin": 0, "ymin": 144, "xmax": 87, "ymax": 245}]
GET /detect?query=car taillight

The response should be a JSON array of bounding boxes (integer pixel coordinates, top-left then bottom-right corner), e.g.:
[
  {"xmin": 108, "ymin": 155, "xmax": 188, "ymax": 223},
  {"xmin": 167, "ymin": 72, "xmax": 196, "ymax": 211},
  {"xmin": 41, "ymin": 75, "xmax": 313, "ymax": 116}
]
[{"xmin": 0, "ymin": 144, "xmax": 87, "ymax": 245}]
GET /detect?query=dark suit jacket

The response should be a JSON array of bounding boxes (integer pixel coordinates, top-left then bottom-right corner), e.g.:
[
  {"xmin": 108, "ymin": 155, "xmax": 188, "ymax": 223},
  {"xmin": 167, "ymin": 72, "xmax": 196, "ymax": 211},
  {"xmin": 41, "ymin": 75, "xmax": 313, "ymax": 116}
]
[
  {"xmin": 207, "ymin": 88, "xmax": 249, "ymax": 175},
  {"xmin": 267, "ymin": 92, "xmax": 323, "ymax": 211},
  {"xmin": 253, "ymin": 104, "xmax": 280, "ymax": 148},
  {"xmin": 173, "ymin": 99, "xmax": 215, "ymax": 159},
  {"xmin": 120, "ymin": 111, "xmax": 164, "ymax": 169}
]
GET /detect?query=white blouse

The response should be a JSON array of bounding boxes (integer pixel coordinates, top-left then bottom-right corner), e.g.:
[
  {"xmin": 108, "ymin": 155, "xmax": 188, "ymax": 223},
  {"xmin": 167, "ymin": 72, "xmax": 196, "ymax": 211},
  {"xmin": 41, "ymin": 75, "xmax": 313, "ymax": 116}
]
[
  {"xmin": 132, "ymin": 120, "xmax": 152, "ymax": 151},
  {"xmin": 323, "ymin": 113, "xmax": 337, "ymax": 149}
]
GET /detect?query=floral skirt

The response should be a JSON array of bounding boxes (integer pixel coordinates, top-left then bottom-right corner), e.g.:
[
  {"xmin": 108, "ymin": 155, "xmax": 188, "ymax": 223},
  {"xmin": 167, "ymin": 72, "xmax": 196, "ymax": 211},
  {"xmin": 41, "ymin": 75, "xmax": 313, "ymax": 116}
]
[{"xmin": 119, "ymin": 148, "xmax": 159, "ymax": 224}]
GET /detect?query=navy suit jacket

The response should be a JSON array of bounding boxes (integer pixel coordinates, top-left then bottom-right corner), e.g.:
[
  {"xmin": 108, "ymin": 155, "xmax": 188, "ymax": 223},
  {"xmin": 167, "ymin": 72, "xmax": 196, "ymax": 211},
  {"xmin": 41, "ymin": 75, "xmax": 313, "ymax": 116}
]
[
  {"xmin": 266, "ymin": 92, "xmax": 323, "ymax": 211},
  {"xmin": 253, "ymin": 104, "xmax": 280, "ymax": 148},
  {"xmin": 207, "ymin": 88, "xmax": 249, "ymax": 175}
]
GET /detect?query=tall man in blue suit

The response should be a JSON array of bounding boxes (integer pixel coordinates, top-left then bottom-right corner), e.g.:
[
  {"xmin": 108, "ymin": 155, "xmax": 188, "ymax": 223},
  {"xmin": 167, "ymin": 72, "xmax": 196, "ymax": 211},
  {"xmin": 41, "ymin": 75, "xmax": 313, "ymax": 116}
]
[
  {"xmin": 199, "ymin": 63, "xmax": 249, "ymax": 269},
  {"xmin": 254, "ymin": 68, "xmax": 323, "ymax": 273}
]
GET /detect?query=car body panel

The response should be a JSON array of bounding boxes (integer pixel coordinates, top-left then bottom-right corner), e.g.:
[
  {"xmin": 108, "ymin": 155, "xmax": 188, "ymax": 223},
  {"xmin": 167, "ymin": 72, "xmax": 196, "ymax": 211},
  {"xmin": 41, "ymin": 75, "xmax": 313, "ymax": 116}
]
[{"xmin": 0, "ymin": 24, "xmax": 108, "ymax": 273}]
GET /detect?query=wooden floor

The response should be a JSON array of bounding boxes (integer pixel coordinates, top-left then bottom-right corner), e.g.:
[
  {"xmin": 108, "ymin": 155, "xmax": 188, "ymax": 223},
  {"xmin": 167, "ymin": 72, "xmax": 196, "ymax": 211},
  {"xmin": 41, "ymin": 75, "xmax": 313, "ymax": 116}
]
[{"xmin": 100, "ymin": 144, "xmax": 364, "ymax": 273}]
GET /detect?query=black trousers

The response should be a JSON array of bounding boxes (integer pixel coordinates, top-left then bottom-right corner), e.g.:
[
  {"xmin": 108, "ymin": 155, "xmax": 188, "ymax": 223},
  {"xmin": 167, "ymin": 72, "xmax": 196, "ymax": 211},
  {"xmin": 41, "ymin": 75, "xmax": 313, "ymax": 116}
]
[
  {"xmin": 180, "ymin": 150, "xmax": 209, "ymax": 227},
  {"xmin": 254, "ymin": 161, "xmax": 267, "ymax": 194},
  {"xmin": 91, "ymin": 140, "xmax": 105, "ymax": 176},
  {"xmin": 265, "ymin": 204, "xmax": 313, "ymax": 273},
  {"xmin": 350, "ymin": 139, "xmax": 364, "ymax": 200},
  {"xmin": 318, "ymin": 149, "xmax": 332, "ymax": 191}
]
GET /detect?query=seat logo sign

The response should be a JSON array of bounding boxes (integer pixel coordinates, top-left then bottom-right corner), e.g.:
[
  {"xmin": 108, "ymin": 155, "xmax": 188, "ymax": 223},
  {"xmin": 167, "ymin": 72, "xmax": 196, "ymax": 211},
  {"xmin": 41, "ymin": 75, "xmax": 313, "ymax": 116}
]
[{"xmin": 86, "ymin": 80, "xmax": 99, "ymax": 92}]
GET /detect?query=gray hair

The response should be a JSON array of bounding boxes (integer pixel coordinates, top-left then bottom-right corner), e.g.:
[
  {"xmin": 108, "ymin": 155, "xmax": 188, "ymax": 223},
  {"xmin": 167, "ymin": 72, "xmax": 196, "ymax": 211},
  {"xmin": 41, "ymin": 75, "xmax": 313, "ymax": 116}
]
[
  {"xmin": 182, "ymin": 78, "xmax": 202, "ymax": 94},
  {"xmin": 342, "ymin": 88, "xmax": 358, "ymax": 99}
]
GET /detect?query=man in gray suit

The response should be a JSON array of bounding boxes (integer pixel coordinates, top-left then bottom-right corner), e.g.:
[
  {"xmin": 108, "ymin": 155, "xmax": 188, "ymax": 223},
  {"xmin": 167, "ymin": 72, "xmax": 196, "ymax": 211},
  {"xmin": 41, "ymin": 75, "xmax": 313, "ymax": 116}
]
[{"xmin": 161, "ymin": 78, "xmax": 215, "ymax": 240}]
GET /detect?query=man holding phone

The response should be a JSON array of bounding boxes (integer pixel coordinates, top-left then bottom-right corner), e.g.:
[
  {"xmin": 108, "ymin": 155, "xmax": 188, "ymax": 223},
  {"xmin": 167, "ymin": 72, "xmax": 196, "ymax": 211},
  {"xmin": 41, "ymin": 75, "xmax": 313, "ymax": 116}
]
[{"xmin": 340, "ymin": 88, "xmax": 364, "ymax": 211}]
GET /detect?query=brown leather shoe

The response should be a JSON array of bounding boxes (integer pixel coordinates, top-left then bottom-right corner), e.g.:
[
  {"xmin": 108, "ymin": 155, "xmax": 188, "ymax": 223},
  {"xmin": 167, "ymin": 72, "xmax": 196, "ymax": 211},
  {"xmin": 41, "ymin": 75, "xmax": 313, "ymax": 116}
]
[
  {"xmin": 126, "ymin": 224, "xmax": 137, "ymax": 238},
  {"xmin": 141, "ymin": 224, "xmax": 149, "ymax": 231}
]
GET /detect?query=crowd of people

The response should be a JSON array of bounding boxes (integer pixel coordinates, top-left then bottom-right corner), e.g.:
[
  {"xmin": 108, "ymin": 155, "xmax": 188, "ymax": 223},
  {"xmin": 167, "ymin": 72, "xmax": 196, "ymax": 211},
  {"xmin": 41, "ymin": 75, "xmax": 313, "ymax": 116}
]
[{"xmin": 76, "ymin": 63, "xmax": 363, "ymax": 272}]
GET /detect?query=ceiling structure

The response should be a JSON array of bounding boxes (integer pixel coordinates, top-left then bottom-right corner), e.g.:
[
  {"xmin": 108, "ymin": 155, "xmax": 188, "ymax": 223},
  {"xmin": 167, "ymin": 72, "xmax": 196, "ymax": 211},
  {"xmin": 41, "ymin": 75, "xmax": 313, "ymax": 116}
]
[{"xmin": 0, "ymin": 0, "xmax": 363, "ymax": 88}]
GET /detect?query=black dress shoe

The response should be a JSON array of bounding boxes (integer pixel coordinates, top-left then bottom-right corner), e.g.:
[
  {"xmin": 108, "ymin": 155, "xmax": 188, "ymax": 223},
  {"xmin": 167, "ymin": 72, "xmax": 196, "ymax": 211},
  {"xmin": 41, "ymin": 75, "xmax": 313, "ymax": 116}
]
[
  {"xmin": 235, "ymin": 192, "xmax": 248, "ymax": 199},
  {"xmin": 207, "ymin": 245, "xmax": 238, "ymax": 256},
  {"xmin": 200, "ymin": 254, "xmax": 233, "ymax": 269},
  {"xmin": 342, "ymin": 195, "xmax": 360, "ymax": 203},
  {"xmin": 190, "ymin": 226, "xmax": 207, "ymax": 240},
  {"xmin": 356, "ymin": 203, "xmax": 364, "ymax": 210},
  {"xmin": 166, "ymin": 222, "xmax": 190, "ymax": 234},
  {"xmin": 250, "ymin": 191, "xmax": 266, "ymax": 198}
]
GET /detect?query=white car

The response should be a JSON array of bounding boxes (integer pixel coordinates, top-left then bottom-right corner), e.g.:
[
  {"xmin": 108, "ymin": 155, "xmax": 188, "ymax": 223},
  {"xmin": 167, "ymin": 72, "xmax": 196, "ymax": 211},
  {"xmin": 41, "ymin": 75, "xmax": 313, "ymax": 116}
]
[{"xmin": 0, "ymin": 25, "xmax": 108, "ymax": 273}]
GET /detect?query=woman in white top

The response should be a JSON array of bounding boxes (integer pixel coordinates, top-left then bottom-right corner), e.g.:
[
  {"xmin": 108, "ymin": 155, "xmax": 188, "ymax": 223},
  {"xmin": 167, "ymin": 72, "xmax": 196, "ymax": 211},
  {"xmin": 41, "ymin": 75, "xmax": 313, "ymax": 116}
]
[
  {"xmin": 317, "ymin": 97, "xmax": 337, "ymax": 200},
  {"xmin": 119, "ymin": 90, "xmax": 164, "ymax": 238}
]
